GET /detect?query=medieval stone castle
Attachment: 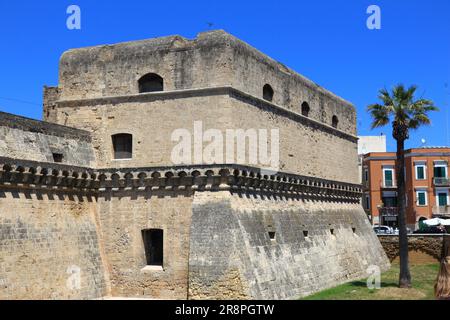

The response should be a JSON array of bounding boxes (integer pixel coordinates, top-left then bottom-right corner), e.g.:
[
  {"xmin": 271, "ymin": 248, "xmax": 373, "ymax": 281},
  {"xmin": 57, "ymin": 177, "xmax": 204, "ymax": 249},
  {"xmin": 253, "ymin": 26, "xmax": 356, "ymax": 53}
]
[{"xmin": 0, "ymin": 30, "xmax": 389, "ymax": 299}]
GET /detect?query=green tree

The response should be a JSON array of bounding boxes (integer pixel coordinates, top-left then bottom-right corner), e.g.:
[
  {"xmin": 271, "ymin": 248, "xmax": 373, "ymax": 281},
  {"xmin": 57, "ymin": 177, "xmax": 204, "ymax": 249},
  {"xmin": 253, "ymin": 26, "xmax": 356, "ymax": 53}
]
[{"xmin": 367, "ymin": 84, "xmax": 438, "ymax": 288}]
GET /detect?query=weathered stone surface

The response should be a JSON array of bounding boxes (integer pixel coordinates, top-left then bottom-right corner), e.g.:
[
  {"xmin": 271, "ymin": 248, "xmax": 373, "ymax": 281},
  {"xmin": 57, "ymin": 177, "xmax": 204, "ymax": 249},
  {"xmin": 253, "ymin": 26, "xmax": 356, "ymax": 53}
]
[
  {"xmin": 0, "ymin": 189, "xmax": 108, "ymax": 300},
  {"xmin": 0, "ymin": 30, "xmax": 390, "ymax": 300},
  {"xmin": 0, "ymin": 112, "xmax": 94, "ymax": 167},
  {"xmin": 378, "ymin": 235, "xmax": 450, "ymax": 263},
  {"xmin": 189, "ymin": 191, "xmax": 390, "ymax": 299}
]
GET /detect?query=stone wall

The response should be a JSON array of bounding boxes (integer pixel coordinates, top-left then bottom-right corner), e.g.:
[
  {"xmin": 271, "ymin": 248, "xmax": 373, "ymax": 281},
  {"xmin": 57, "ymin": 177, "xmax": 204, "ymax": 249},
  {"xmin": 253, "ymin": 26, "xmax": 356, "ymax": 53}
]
[
  {"xmin": 96, "ymin": 189, "xmax": 194, "ymax": 299},
  {"xmin": 53, "ymin": 88, "xmax": 358, "ymax": 183},
  {"xmin": 189, "ymin": 191, "xmax": 390, "ymax": 300},
  {"xmin": 0, "ymin": 112, "xmax": 94, "ymax": 167},
  {"xmin": 0, "ymin": 187, "xmax": 108, "ymax": 300},
  {"xmin": 55, "ymin": 30, "xmax": 355, "ymax": 136},
  {"xmin": 378, "ymin": 235, "xmax": 450, "ymax": 263}
]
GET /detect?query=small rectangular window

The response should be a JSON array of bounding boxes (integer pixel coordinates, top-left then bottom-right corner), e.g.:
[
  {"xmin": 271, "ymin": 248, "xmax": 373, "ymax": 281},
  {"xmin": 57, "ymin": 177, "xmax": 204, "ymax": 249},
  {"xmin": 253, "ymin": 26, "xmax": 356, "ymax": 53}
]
[
  {"xmin": 415, "ymin": 165, "xmax": 426, "ymax": 180},
  {"xmin": 330, "ymin": 229, "xmax": 335, "ymax": 235},
  {"xmin": 438, "ymin": 193, "xmax": 448, "ymax": 207},
  {"xmin": 365, "ymin": 195, "xmax": 370, "ymax": 210},
  {"xmin": 142, "ymin": 229, "xmax": 163, "ymax": 266},
  {"xmin": 268, "ymin": 231, "xmax": 276, "ymax": 240},
  {"xmin": 52, "ymin": 153, "xmax": 63, "ymax": 163},
  {"xmin": 303, "ymin": 230, "xmax": 308, "ymax": 237},
  {"xmin": 416, "ymin": 191, "xmax": 427, "ymax": 206},
  {"xmin": 364, "ymin": 169, "xmax": 369, "ymax": 182},
  {"xmin": 383, "ymin": 169, "xmax": 394, "ymax": 187},
  {"xmin": 112, "ymin": 134, "xmax": 133, "ymax": 159}
]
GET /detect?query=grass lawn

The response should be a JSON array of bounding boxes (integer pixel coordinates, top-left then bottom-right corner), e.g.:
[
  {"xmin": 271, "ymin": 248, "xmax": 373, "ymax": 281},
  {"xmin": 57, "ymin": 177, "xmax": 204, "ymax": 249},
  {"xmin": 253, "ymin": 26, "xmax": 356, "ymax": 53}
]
[{"xmin": 302, "ymin": 263, "xmax": 439, "ymax": 300}]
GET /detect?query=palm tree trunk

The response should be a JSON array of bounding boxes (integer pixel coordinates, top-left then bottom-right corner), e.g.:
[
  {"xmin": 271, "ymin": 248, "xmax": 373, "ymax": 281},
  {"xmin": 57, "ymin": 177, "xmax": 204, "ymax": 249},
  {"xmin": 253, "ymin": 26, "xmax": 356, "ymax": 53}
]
[{"xmin": 396, "ymin": 138, "xmax": 411, "ymax": 288}]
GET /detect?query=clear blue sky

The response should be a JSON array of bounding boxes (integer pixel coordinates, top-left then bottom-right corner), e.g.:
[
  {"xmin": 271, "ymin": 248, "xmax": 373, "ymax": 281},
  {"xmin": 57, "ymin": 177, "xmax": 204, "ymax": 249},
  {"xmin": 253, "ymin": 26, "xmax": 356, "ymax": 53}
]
[{"xmin": 0, "ymin": 0, "xmax": 449, "ymax": 151}]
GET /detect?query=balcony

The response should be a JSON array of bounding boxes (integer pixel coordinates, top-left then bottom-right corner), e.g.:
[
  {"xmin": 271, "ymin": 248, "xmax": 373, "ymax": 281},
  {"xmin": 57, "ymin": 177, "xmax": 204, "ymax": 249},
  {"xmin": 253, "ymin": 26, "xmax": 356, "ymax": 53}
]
[
  {"xmin": 378, "ymin": 207, "xmax": 398, "ymax": 223},
  {"xmin": 432, "ymin": 205, "xmax": 450, "ymax": 217},
  {"xmin": 433, "ymin": 177, "xmax": 450, "ymax": 186},
  {"xmin": 380, "ymin": 181, "xmax": 397, "ymax": 189},
  {"xmin": 379, "ymin": 207, "xmax": 399, "ymax": 217}
]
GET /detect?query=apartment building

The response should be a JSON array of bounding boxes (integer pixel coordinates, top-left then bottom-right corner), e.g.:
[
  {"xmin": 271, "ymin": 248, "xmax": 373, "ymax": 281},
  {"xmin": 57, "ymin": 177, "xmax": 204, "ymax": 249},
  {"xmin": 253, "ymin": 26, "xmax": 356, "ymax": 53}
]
[{"xmin": 363, "ymin": 147, "xmax": 450, "ymax": 230}]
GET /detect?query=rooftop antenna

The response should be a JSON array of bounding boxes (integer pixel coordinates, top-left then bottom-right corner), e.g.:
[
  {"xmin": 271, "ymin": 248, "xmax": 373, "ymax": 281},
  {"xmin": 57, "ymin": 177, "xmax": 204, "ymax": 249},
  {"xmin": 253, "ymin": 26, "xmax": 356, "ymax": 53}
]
[{"xmin": 420, "ymin": 138, "xmax": 426, "ymax": 147}]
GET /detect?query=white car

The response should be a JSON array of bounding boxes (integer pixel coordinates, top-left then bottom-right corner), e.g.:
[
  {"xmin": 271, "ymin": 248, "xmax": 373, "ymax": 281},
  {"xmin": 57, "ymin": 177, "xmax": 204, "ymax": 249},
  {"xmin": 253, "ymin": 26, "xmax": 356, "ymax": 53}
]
[{"xmin": 373, "ymin": 225, "xmax": 393, "ymax": 234}]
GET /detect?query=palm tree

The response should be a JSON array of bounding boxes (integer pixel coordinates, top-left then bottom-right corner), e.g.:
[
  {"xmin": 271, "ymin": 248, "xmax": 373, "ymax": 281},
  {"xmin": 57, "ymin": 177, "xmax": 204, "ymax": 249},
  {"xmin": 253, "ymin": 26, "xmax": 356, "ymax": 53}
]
[{"xmin": 368, "ymin": 84, "xmax": 438, "ymax": 288}]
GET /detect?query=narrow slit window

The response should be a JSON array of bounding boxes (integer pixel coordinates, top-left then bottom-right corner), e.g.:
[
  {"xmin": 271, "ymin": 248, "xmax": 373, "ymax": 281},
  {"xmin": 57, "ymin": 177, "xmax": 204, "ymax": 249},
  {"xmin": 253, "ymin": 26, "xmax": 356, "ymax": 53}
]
[
  {"xmin": 142, "ymin": 229, "xmax": 163, "ymax": 266},
  {"xmin": 332, "ymin": 115, "xmax": 339, "ymax": 128}
]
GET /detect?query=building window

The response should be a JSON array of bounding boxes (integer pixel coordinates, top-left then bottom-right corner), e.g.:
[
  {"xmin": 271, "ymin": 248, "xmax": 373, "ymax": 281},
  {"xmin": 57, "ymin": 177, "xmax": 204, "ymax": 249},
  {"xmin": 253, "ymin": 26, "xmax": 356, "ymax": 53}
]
[
  {"xmin": 263, "ymin": 84, "xmax": 274, "ymax": 102},
  {"xmin": 112, "ymin": 133, "xmax": 132, "ymax": 159},
  {"xmin": 138, "ymin": 73, "xmax": 164, "ymax": 93},
  {"xmin": 142, "ymin": 229, "xmax": 163, "ymax": 266},
  {"xmin": 268, "ymin": 231, "xmax": 276, "ymax": 240},
  {"xmin": 365, "ymin": 194, "xmax": 370, "ymax": 210},
  {"xmin": 437, "ymin": 191, "xmax": 449, "ymax": 207},
  {"xmin": 383, "ymin": 168, "xmax": 394, "ymax": 187},
  {"xmin": 332, "ymin": 115, "xmax": 339, "ymax": 128},
  {"xmin": 415, "ymin": 163, "xmax": 426, "ymax": 180},
  {"xmin": 364, "ymin": 168, "xmax": 369, "ymax": 182},
  {"xmin": 416, "ymin": 190, "xmax": 427, "ymax": 206},
  {"xmin": 301, "ymin": 102, "xmax": 310, "ymax": 117},
  {"xmin": 434, "ymin": 163, "xmax": 448, "ymax": 178},
  {"xmin": 52, "ymin": 153, "xmax": 63, "ymax": 163}
]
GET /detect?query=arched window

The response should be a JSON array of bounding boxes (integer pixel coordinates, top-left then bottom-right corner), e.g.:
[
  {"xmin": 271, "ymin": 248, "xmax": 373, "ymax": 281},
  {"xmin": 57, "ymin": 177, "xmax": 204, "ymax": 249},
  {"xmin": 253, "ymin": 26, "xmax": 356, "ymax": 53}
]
[
  {"xmin": 138, "ymin": 73, "xmax": 164, "ymax": 93},
  {"xmin": 263, "ymin": 84, "xmax": 274, "ymax": 102},
  {"xmin": 332, "ymin": 115, "xmax": 339, "ymax": 128},
  {"xmin": 301, "ymin": 102, "xmax": 310, "ymax": 117},
  {"xmin": 112, "ymin": 133, "xmax": 132, "ymax": 159}
]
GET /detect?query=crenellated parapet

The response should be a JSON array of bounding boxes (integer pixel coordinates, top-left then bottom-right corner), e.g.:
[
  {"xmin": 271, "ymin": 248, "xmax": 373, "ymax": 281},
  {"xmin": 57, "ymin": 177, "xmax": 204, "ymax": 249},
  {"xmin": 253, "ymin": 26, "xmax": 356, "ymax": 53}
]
[{"xmin": 0, "ymin": 157, "xmax": 362, "ymax": 202}]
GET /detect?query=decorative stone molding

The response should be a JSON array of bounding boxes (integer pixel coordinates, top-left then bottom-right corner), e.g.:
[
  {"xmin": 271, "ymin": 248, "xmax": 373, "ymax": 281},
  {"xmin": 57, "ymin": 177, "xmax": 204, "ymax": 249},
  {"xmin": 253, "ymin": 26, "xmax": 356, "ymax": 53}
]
[{"xmin": 0, "ymin": 157, "xmax": 362, "ymax": 202}]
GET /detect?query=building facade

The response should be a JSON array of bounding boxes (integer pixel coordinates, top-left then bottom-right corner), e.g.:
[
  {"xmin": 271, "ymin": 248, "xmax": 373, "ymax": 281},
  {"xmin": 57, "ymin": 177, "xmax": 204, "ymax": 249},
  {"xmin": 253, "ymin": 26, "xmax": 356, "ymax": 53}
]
[
  {"xmin": 363, "ymin": 147, "xmax": 450, "ymax": 229},
  {"xmin": 0, "ymin": 30, "xmax": 389, "ymax": 300}
]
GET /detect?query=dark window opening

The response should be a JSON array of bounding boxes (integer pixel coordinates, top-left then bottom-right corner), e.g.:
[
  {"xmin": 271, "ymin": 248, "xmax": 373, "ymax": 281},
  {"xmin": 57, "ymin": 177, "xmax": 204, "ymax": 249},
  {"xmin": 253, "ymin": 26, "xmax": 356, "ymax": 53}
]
[
  {"xmin": 332, "ymin": 115, "xmax": 339, "ymax": 128},
  {"xmin": 142, "ymin": 229, "xmax": 163, "ymax": 266},
  {"xmin": 301, "ymin": 102, "xmax": 310, "ymax": 117},
  {"xmin": 330, "ymin": 228, "xmax": 335, "ymax": 235},
  {"xmin": 112, "ymin": 133, "xmax": 132, "ymax": 159},
  {"xmin": 303, "ymin": 230, "xmax": 309, "ymax": 237},
  {"xmin": 352, "ymin": 227, "xmax": 356, "ymax": 233},
  {"xmin": 263, "ymin": 84, "xmax": 274, "ymax": 102},
  {"xmin": 52, "ymin": 153, "xmax": 63, "ymax": 163},
  {"xmin": 268, "ymin": 231, "xmax": 276, "ymax": 240},
  {"xmin": 138, "ymin": 73, "xmax": 164, "ymax": 93}
]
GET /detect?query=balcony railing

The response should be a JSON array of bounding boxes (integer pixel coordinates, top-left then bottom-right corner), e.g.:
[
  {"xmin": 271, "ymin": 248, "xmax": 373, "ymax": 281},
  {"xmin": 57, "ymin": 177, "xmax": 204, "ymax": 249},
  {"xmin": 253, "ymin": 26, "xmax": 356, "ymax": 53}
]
[
  {"xmin": 379, "ymin": 207, "xmax": 399, "ymax": 217},
  {"xmin": 433, "ymin": 177, "xmax": 450, "ymax": 186},
  {"xmin": 432, "ymin": 205, "xmax": 450, "ymax": 217},
  {"xmin": 380, "ymin": 181, "xmax": 397, "ymax": 188}
]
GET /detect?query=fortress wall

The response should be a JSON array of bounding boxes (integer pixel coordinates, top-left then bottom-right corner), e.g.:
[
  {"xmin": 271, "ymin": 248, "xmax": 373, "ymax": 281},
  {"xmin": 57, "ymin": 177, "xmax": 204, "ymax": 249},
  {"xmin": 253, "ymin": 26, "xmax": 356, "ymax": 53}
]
[
  {"xmin": 0, "ymin": 112, "xmax": 94, "ymax": 167},
  {"xmin": 189, "ymin": 191, "xmax": 390, "ymax": 300},
  {"xmin": 56, "ymin": 31, "xmax": 355, "ymax": 136},
  {"xmin": 96, "ymin": 190, "xmax": 194, "ymax": 299},
  {"xmin": 0, "ymin": 189, "xmax": 107, "ymax": 300},
  {"xmin": 58, "ymin": 34, "xmax": 233, "ymax": 100},
  {"xmin": 54, "ymin": 92, "xmax": 357, "ymax": 183}
]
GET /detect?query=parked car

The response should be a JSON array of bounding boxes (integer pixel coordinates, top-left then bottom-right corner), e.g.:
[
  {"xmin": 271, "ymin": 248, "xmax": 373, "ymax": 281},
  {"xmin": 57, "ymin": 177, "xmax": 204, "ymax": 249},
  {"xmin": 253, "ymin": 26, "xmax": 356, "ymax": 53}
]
[{"xmin": 373, "ymin": 225, "xmax": 393, "ymax": 234}]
